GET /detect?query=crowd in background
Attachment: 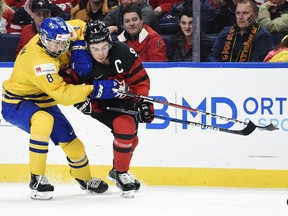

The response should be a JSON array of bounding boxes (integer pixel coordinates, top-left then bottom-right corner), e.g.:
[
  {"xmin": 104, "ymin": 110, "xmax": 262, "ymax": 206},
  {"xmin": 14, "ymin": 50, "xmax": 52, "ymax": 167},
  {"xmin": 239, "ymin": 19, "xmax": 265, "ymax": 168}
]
[{"xmin": 1, "ymin": 0, "xmax": 288, "ymax": 62}]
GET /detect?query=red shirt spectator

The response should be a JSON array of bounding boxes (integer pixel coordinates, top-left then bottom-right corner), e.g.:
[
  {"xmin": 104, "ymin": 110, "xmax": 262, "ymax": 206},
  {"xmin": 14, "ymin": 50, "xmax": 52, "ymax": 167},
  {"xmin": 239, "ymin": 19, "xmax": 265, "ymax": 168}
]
[
  {"xmin": 0, "ymin": 0, "xmax": 21, "ymax": 33},
  {"xmin": 149, "ymin": 0, "xmax": 182, "ymax": 16},
  {"xmin": 118, "ymin": 5, "xmax": 167, "ymax": 62},
  {"xmin": 5, "ymin": 0, "xmax": 27, "ymax": 10},
  {"xmin": 12, "ymin": 0, "xmax": 66, "ymax": 32}
]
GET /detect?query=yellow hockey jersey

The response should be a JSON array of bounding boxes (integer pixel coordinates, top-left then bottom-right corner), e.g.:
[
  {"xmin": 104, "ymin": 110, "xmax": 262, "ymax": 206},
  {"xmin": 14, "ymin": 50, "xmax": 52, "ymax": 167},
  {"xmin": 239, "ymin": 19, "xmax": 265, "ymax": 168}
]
[{"xmin": 2, "ymin": 19, "xmax": 93, "ymax": 108}]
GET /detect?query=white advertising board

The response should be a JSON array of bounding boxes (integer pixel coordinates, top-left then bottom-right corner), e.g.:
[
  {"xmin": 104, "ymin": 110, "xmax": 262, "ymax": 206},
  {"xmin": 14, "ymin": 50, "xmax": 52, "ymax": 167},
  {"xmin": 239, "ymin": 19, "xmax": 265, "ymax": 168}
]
[{"xmin": 0, "ymin": 66, "xmax": 287, "ymax": 170}]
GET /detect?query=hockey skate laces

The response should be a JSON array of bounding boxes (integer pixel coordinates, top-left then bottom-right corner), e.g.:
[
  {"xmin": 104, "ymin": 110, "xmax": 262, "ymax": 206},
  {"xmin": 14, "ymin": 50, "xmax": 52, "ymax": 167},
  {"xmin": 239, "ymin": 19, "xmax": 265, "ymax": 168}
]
[
  {"xmin": 39, "ymin": 175, "xmax": 49, "ymax": 184},
  {"xmin": 32, "ymin": 175, "xmax": 49, "ymax": 189},
  {"xmin": 87, "ymin": 178, "xmax": 102, "ymax": 188},
  {"xmin": 127, "ymin": 172, "xmax": 136, "ymax": 182},
  {"xmin": 119, "ymin": 173, "xmax": 134, "ymax": 184}
]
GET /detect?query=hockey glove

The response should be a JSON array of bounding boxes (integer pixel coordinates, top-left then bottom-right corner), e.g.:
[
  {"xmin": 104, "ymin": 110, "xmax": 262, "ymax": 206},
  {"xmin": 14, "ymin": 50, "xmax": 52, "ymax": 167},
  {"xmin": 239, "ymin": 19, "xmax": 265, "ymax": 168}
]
[
  {"xmin": 91, "ymin": 80, "xmax": 119, "ymax": 99},
  {"xmin": 70, "ymin": 40, "xmax": 93, "ymax": 78},
  {"xmin": 74, "ymin": 98, "xmax": 92, "ymax": 115},
  {"xmin": 135, "ymin": 100, "xmax": 155, "ymax": 123}
]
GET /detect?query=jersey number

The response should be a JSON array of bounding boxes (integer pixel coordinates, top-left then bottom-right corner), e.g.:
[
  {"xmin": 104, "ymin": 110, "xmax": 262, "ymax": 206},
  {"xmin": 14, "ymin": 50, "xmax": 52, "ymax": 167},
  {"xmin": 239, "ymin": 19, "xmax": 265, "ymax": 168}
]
[
  {"xmin": 46, "ymin": 74, "xmax": 54, "ymax": 83},
  {"xmin": 130, "ymin": 48, "xmax": 138, "ymax": 57}
]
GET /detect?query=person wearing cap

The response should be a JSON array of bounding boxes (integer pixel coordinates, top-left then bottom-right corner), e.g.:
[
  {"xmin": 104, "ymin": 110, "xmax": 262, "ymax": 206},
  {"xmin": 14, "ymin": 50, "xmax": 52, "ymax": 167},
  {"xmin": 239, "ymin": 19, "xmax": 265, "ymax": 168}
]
[
  {"xmin": 12, "ymin": 0, "xmax": 66, "ymax": 30},
  {"xmin": 15, "ymin": 0, "xmax": 51, "ymax": 55}
]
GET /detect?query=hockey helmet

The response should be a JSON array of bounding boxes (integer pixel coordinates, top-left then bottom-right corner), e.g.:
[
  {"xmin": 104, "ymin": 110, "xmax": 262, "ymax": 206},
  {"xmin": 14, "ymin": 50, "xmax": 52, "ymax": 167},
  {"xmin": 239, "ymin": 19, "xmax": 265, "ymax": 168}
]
[
  {"xmin": 39, "ymin": 17, "xmax": 70, "ymax": 57},
  {"xmin": 84, "ymin": 20, "xmax": 112, "ymax": 45}
]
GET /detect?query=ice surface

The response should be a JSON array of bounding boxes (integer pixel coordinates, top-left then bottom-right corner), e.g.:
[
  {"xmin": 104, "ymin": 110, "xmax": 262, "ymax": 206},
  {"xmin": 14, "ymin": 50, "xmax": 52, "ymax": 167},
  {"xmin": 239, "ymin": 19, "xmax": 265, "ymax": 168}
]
[{"xmin": 0, "ymin": 183, "xmax": 287, "ymax": 216}]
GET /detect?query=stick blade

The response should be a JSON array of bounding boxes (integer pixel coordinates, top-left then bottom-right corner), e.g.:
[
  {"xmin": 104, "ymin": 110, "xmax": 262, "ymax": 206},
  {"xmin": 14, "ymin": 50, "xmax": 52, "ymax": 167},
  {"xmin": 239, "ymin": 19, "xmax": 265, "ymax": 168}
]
[
  {"xmin": 227, "ymin": 121, "xmax": 278, "ymax": 136},
  {"xmin": 261, "ymin": 123, "xmax": 279, "ymax": 131},
  {"xmin": 219, "ymin": 120, "xmax": 256, "ymax": 136},
  {"xmin": 241, "ymin": 120, "xmax": 257, "ymax": 135}
]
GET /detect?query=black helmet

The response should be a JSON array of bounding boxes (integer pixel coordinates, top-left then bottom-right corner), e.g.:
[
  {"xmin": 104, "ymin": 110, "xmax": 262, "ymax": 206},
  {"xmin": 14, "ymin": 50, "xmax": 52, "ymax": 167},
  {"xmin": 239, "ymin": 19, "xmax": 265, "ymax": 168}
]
[{"xmin": 84, "ymin": 20, "xmax": 112, "ymax": 45}]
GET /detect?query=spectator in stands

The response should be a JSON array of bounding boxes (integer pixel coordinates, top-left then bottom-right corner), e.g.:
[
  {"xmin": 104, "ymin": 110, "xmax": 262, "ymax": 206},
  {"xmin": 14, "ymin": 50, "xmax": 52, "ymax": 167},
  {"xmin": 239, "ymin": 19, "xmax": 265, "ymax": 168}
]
[
  {"xmin": 50, "ymin": 0, "xmax": 79, "ymax": 19},
  {"xmin": 107, "ymin": 0, "xmax": 118, "ymax": 8},
  {"xmin": 200, "ymin": 0, "xmax": 239, "ymax": 61},
  {"xmin": 264, "ymin": 34, "xmax": 288, "ymax": 62},
  {"xmin": 103, "ymin": 0, "xmax": 158, "ymax": 35},
  {"xmin": 12, "ymin": 0, "xmax": 66, "ymax": 30},
  {"xmin": 5, "ymin": 0, "xmax": 27, "ymax": 11},
  {"xmin": 207, "ymin": 0, "xmax": 274, "ymax": 62},
  {"xmin": 157, "ymin": 0, "xmax": 191, "ymax": 34},
  {"xmin": 150, "ymin": 0, "xmax": 182, "ymax": 18},
  {"xmin": 258, "ymin": 0, "xmax": 288, "ymax": 44},
  {"xmin": 15, "ymin": 0, "xmax": 51, "ymax": 55},
  {"xmin": 0, "ymin": 0, "xmax": 21, "ymax": 33},
  {"xmin": 170, "ymin": 9, "xmax": 192, "ymax": 61},
  {"xmin": 201, "ymin": 0, "xmax": 238, "ymax": 34},
  {"xmin": 70, "ymin": 0, "xmax": 110, "ymax": 22},
  {"xmin": 117, "ymin": 4, "xmax": 167, "ymax": 62}
]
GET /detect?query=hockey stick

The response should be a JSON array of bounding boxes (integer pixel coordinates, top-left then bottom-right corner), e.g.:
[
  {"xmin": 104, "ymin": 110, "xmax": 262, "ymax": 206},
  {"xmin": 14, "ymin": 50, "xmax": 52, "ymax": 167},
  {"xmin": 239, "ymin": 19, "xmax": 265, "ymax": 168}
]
[
  {"xmin": 113, "ymin": 90, "xmax": 278, "ymax": 131},
  {"xmin": 106, "ymin": 107, "xmax": 257, "ymax": 136}
]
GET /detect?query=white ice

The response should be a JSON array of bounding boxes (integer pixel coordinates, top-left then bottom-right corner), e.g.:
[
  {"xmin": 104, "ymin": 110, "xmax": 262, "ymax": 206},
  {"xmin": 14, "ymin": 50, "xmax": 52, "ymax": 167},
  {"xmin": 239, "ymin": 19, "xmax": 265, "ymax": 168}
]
[{"xmin": 0, "ymin": 183, "xmax": 287, "ymax": 216}]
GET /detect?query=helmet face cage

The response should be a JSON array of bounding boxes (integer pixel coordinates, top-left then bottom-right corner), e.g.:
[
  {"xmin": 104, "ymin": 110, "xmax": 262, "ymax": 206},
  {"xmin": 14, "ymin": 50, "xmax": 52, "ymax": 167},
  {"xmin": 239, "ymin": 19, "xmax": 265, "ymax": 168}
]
[
  {"xmin": 84, "ymin": 20, "xmax": 112, "ymax": 46},
  {"xmin": 39, "ymin": 17, "xmax": 70, "ymax": 57}
]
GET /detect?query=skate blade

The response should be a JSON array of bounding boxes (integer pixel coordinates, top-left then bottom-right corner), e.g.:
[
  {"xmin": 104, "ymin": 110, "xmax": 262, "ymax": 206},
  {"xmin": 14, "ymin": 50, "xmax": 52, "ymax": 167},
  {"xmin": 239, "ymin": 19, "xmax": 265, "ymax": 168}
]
[
  {"xmin": 107, "ymin": 176, "xmax": 116, "ymax": 183},
  {"xmin": 121, "ymin": 190, "xmax": 135, "ymax": 198},
  {"xmin": 31, "ymin": 190, "xmax": 53, "ymax": 200},
  {"xmin": 86, "ymin": 189, "xmax": 112, "ymax": 195},
  {"xmin": 108, "ymin": 176, "xmax": 136, "ymax": 198},
  {"xmin": 108, "ymin": 175, "xmax": 141, "ymax": 192}
]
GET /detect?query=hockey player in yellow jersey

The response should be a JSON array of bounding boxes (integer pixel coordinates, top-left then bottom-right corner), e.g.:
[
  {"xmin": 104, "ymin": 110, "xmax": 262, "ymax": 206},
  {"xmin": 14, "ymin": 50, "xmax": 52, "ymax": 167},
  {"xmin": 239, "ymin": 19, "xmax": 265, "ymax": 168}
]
[{"xmin": 1, "ymin": 17, "xmax": 119, "ymax": 200}]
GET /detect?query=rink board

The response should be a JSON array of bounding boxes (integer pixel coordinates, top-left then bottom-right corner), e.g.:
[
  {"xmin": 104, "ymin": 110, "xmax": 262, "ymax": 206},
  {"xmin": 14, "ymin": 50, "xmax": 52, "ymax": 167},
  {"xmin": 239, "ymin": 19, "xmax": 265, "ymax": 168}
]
[{"xmin": 0, "ymin": 63, "xmax": 287, "ymax": 187}]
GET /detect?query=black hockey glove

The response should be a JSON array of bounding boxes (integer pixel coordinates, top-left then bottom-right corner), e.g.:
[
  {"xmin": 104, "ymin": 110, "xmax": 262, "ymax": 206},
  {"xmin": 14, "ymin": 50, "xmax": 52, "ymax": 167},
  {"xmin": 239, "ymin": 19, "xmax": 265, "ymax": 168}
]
[
  {"xmin": 74, "ymin": 98, "xmax": 92, "ymax": 115},
  {"xmin": 135, "ymin": 100, "xmax": 154, "ymax": 123}
]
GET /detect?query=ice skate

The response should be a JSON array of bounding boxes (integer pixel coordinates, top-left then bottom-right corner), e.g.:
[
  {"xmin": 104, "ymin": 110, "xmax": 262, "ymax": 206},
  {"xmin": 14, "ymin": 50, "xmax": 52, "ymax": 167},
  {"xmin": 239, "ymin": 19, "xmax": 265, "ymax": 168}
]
[
  {"xmin": 108, "ymin": 169, "xmax": 136, "ymax": 198},
  {"xmin": 109, "ymin": 168, "xmax": 141, "ymax": 191},
  {"xmin": 76, "ymin": 177, "xmax": 109, "ymax": 193},
  {"xmin": 29, "ymin": 173, "xmax": 54, "ymax": 200}
]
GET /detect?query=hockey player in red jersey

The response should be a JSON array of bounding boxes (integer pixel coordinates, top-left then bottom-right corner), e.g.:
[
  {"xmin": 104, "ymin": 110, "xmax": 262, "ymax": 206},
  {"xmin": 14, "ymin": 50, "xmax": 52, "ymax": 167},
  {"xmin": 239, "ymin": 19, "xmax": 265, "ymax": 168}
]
[{"xmin": 64, "ymin": 19, "xmax": 154, "ymax": 198}]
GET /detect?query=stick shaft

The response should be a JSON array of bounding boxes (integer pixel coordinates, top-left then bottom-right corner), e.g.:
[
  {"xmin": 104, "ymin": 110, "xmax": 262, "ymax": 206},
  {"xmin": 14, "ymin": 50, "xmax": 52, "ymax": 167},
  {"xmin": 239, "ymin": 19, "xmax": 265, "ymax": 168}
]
[
  {"xmin": 106, "ymin": 107, "xmax": 256, "ymax": 136},
  {"xmin": 114, "ymin": 90, "xmax": 278, "ymax": 131}
]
